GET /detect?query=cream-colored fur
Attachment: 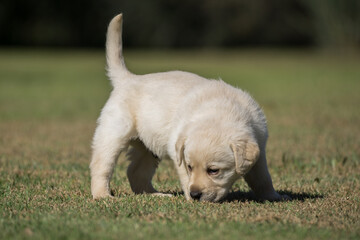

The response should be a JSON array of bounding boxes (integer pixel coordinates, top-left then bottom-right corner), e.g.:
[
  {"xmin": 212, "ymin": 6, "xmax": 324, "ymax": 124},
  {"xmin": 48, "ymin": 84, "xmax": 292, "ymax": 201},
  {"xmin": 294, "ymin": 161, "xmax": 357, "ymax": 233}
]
[{"xmin": 90, "ymin": 14, "xmax": 288, "ymax": 202}]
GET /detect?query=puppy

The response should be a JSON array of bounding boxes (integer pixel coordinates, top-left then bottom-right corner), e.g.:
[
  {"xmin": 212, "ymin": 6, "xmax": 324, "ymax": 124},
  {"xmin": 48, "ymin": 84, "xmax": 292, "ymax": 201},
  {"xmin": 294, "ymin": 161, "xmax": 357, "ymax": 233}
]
[{"xmin": 90, "ymin": 14, "xmax": 287, "ymax": 202}]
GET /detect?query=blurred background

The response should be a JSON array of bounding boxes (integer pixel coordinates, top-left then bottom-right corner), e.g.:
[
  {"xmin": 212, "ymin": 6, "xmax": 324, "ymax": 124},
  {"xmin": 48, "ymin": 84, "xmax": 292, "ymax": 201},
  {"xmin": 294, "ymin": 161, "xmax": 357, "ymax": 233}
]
[{"xmin": 1, "ymin": 0, "xmax": 359, "ymax": 50}]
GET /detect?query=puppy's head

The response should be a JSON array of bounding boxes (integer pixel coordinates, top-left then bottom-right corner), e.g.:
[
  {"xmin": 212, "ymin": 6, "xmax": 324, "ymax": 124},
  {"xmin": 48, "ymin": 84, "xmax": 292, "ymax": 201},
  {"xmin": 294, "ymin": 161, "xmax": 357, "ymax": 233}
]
[{"xmin": 176, "ymin": 125, "xmax": 259, "ymax": 202}]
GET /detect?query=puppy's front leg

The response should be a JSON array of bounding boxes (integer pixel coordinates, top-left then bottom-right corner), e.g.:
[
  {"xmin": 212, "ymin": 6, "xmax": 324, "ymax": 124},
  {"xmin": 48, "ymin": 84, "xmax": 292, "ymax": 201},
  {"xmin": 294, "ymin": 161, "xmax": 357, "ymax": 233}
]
[{"xmin": 244, "ymin": 152, "xmax": 287, "ymax": 201}]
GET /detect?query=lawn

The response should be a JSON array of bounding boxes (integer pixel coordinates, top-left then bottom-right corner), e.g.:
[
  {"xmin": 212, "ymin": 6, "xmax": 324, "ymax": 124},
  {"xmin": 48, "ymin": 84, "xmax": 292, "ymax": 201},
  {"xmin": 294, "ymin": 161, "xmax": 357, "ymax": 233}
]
[{"xmin": 0, "ymin": 48, "xmax": 359, "ymax": 240}]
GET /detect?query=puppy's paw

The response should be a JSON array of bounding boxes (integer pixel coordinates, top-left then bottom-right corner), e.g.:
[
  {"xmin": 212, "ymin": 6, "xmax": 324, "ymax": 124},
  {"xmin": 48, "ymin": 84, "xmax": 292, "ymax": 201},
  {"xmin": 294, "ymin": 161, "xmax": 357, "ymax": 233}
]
[
  {"xmin": 268, "ymin": 193, "xmax": 291, "ymax": 202},
  {"xmin": 92, "ymin": 190, "xmax": 113, "ymax": 200},
  {"xmin": 257, "ymin": 191, "xmax": 291, "ymax": 202},
  {"xmin": 151, "ymin": 192, "xmax": 174, "ymax": 197},
  {"xmin": 279, "ymin": 194, "xmax": 292, "ymax": 201},
  {"xmin": 93, "ymin": 194, "xmax": 113, "ymax": 200}
]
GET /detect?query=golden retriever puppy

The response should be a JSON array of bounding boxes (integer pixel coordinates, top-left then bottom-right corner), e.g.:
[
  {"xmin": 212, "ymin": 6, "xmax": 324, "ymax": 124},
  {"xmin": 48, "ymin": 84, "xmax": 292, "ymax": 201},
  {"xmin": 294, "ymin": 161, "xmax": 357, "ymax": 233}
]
[{"xmin": 90, "ymin": 14, "xmax": 288, "ymax": 202}]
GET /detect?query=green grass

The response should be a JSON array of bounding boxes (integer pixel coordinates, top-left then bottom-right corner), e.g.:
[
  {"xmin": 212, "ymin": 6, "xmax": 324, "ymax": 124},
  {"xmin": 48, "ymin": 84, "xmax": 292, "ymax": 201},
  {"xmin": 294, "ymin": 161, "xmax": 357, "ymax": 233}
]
[{"xmin": 0, "ymin": 48, "xmax": 359, "ymax": 240}]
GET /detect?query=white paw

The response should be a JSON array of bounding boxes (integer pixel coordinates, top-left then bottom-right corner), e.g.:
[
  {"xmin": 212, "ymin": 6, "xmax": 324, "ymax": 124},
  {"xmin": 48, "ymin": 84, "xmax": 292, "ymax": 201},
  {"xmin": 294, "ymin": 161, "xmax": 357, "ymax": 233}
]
[
  {"xmin": 92, "ymin": 191, "xmax": 113, "ymax": 200},
  {"xmin": 151, "ymin": 192, "xmax": 174, "ymax": 197}
]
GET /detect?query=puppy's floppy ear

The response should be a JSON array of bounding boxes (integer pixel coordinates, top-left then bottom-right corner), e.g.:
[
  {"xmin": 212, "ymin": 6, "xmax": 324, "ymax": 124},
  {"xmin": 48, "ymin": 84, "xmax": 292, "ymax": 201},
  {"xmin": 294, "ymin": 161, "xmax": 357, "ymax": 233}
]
[
  {"xmin": 230, "ymin": 140, "xmax": 260, "ymax": 175},
  {"xmin": 176, "ymin": 135, "xmax": 190, "ymax": 175},
  {"xmin": 175, "ymin": 135, "xmax": 186, "ymax": 167}
]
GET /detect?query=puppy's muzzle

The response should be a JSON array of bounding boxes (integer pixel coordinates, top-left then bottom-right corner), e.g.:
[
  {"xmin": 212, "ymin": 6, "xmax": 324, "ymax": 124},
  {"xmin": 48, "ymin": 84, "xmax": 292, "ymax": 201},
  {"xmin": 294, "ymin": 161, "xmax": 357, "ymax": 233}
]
[{"xmin": 190, "ymin": 191, "xmax": 202, "ymax": 200}]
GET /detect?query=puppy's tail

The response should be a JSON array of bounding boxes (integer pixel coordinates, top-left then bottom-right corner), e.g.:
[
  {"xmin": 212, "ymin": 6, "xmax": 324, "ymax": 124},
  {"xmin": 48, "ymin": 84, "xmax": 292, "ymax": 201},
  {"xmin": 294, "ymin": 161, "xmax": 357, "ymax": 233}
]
[{"xmin": 106, "ymin": 13, "xmax": 130, "ymax": 85}]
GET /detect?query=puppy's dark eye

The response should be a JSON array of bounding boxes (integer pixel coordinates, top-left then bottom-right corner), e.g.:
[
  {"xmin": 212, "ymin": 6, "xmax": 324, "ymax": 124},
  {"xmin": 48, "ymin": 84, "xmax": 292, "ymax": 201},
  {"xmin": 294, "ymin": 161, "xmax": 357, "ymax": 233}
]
[
  {"xmin": 207, "ymin": 168, "xmax": 219, "ymax": 175},
  {"xmin": 187, "ymin": 165, "xmax": 192, "ymax": 172}
]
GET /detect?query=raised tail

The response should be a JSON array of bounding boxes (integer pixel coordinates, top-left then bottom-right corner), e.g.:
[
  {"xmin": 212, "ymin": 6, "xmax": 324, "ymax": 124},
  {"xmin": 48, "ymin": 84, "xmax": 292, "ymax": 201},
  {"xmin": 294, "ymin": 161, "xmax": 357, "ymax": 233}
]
[{"xmin": 106, "ymin": 14, "xmax": 129, "ymax": 85}]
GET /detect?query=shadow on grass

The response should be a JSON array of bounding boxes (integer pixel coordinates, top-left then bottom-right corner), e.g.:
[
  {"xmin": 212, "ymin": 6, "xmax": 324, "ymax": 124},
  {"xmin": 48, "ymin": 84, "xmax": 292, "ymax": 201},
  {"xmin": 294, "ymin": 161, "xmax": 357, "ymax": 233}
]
[
  {"xmin": 224, "ymin": 190, "xmax": 324, "ymax": 203},
  {"xmin": 161, "ymin": 191, "xmax": 324, "ymax": 203},
  {"xmin": 113, "ymin": 190, "xmax": 323, "ymax": 203}
]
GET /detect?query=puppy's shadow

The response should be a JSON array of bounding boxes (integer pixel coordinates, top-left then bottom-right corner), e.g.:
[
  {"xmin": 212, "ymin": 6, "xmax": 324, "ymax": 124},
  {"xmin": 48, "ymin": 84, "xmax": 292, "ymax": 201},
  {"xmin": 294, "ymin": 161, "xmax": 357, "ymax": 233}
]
[
  {"xmin": 224, "ymin": 190, "xmax": 324, "ymax": 203},
  {"xmin": 114, "ymin": 190, "xmax": 323, "ymax": 203}
]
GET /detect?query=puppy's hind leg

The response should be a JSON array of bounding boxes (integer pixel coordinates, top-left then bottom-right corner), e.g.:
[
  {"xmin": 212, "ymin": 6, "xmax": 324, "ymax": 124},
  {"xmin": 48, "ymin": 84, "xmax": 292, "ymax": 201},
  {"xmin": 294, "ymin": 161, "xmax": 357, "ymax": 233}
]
[
  {"xmin": 126, "ymin": 140, "xmax": 170, "ymax": 196},
  {"xmin": 90, "ymin": 103, "xmax": 135, "ymax": 199}
]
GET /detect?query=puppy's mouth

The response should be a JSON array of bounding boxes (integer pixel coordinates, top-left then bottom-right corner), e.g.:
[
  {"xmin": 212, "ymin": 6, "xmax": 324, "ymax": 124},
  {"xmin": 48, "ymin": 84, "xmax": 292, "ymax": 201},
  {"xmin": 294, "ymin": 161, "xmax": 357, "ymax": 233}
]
[
  {"xmin": 198, "ymin": 189, "xmax": 229, "ymax": 202},
  {"xmin": 199, "ymin": 192, "xmax": 217, "ymax": 202}
]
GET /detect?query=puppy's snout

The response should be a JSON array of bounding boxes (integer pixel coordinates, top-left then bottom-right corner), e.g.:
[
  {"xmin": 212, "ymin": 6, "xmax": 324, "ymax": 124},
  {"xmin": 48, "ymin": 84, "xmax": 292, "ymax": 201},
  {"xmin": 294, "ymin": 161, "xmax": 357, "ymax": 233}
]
[{"xmin": 190, "ymin": 191, "xmax": 202, "ymax": 200}]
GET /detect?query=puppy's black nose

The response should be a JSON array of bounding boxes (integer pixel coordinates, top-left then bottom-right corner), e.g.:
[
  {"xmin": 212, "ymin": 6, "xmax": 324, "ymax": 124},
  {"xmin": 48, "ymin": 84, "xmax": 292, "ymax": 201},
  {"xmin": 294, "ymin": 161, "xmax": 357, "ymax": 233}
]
[{"xmin": 190, "ymin": 191, "xmax": 202, "ymax": 200}]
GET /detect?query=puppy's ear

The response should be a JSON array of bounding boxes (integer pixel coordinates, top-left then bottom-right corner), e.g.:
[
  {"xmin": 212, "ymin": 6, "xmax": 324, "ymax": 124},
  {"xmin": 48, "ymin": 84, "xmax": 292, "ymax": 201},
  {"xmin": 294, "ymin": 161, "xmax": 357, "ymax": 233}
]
[
  {"xmin": 175, "ymin": 135, "xmax": 186, "ymax": 167},
  {"xmin": 230, "ymin": 141, "xmax": 260, "ymax": 175}
]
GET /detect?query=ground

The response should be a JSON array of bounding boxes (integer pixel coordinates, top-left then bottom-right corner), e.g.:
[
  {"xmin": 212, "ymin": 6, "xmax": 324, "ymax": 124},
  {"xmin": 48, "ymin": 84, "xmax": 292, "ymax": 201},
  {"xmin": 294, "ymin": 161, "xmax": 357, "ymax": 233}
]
[{"xmin": 0, "ymin": 49, "xmax": 359, "ymax": 239}]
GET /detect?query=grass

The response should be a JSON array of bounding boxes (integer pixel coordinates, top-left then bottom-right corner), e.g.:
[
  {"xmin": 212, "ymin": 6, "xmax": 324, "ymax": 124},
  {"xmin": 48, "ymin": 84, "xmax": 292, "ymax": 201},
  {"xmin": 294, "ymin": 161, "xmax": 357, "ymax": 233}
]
[{"xmin": 0, "ymin": 48, "xmax": 359, "ymax": 240}]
